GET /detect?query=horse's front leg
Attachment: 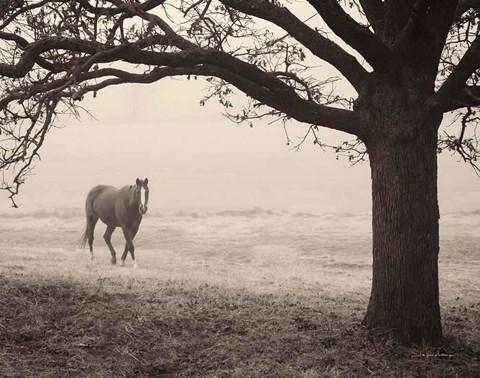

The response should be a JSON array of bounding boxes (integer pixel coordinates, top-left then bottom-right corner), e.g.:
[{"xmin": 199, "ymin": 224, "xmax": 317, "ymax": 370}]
[
  {"xmin": 120, "ymin": 243, "xmax": 128, "ymax": 267},
  {"xmin": 121, "ymin": 227, "xmax": 138, "ymax": 268},
  {"xmin": 103, "ymin": 224, "xmax": 117, "ymax": 265}
]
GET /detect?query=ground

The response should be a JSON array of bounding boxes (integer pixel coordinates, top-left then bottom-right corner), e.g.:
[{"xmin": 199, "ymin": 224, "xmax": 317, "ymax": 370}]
[{"xmin": 0, "ymin": 209, "xmax": 479, "ymax": 377}]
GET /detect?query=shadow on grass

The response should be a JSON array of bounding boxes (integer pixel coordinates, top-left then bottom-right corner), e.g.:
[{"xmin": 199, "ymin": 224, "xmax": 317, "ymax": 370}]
[{"xmin": 0, "ymin": 273, "xmax": 479, "ymax": 378}]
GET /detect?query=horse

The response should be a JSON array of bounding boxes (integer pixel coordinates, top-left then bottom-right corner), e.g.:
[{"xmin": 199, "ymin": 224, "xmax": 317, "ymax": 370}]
[{"xmin": 80, "ymin": 178, "xmax": 149, "ymax": 268}]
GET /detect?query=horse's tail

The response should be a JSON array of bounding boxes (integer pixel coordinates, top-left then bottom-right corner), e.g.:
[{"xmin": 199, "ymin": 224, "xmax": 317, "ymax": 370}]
[
  {"xmin": 80, "ymin": 223, "xmax": 88, "ymax": 249},
  {"xmin": 81, "ymin": 187, "xmax": 96, "ymax": 249}
]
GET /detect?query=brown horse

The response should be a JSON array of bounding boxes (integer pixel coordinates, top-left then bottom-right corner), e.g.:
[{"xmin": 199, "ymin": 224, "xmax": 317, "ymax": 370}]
[{"xmin": 81, "ymin": 178, "xmax": 149, "ymax": 268}]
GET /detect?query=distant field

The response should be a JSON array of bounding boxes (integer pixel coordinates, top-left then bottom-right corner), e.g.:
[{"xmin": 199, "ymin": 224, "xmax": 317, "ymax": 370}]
[{"xmin": 1, "ymin": 210, "xmax": 480, "ymax": 377}]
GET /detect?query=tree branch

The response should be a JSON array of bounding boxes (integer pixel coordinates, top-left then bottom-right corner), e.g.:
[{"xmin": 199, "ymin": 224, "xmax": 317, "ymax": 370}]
[
  {"xmin": 0, "ymin": 0, "xmax": 67, "ymax": 29},
  {"xmin": 393, "ymin": 0, "xmax": 460, "ymax": 77},
  {"xmin": 77, "ymin": 0, "xmax": 167, "ymax": 16},
  {"xmin": 0, "ymin": 31, "xmax": 65, "ymax": 73},
  {"xmin": 62, "ymin": 63, "xmax": 360, "ymax": 136},
  {"xmin": 359, "ymin": 0, "xmax": 385, "ymax": 34},
  {"xmin": 0, "ymin": 40, "xmax": 362, "ymax": 137},
  {"xmin": 434, "ymin": 34, "xmax": 480, "ymax": 109},
  {"xmin": 306, "ymin": 0, "xmax": 398, "ymax": 73},
  {"xmin": 66, "ymin": 66, "xmax": 206, "ymax": 100},
  {"xmin": 439, "ymin": 86, "xmax": 480, "ymax": 111},
  {"xmin": 0, "ymin": 37, "xmax": 104, "ymax": 78},
  {"xmin": 455, "ymin": 0, "xmax": 480, "ymax": 18},
  {"xmin": 1, "ymin": 96, "xmax": 59, "ymax": 208},
  {"xmin": 219, "ymin": 0, "xmax": 369, "ymax": 92},
  {"xmin": 188, "ymin": 65, "xmax": 362, "ymax": 136},
  {"xmin": 438, "ymin": 106, "xmax": 480, "ymax": 175}
]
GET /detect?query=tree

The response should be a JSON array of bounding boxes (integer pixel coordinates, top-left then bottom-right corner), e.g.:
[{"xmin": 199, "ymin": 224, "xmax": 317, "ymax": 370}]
[{"xmin": 1, "ymin": 0, "xmax": 480, "ymax": 345}]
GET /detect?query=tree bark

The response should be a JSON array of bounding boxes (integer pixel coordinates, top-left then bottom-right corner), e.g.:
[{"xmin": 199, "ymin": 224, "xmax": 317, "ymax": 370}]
[{"xmin": 362, "ymin": 117, "xmax": 443, "ymax": 345}]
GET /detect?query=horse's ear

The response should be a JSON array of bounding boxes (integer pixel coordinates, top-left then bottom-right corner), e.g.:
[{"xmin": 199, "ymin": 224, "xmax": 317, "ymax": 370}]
[
  {"xmin": 144, "ymin": 178, "xmax": 149, "ymax": 185},
  {"xmin": 136, "ymin": 178, "xmax": 140, "ymax": 185}
]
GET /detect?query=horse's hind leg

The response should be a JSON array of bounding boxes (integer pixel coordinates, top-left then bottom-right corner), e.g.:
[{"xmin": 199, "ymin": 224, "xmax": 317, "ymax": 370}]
[
  {"xmin": 103, "ymin": 224, "xmax": 117, "ymax": 265},
  {"xmin": 87, "ymin": 216, "xmax": 98, "ymax": 261}
]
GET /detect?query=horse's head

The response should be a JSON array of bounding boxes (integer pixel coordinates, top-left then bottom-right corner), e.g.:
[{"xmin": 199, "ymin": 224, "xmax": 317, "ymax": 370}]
[{"xmin": 134, "ymin": 178, "xmax": 149, "ymax": 214}]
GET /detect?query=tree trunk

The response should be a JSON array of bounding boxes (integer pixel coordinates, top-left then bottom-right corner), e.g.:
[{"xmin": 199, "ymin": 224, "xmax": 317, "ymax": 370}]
[{"xmin": 362, "ymin": 120, "xmax": 443, "ymax": 345}]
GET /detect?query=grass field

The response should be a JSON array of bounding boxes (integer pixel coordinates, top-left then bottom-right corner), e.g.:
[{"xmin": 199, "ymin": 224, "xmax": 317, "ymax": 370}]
[{"xmin": 1, "ymin": 209, "xmax": 480, "ymax": 377}]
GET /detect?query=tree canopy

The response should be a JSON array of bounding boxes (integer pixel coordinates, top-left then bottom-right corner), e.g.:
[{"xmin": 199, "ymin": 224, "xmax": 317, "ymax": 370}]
[{"xmin": 1, "ymin": 0, "xmax": 478, "ymax": 206}]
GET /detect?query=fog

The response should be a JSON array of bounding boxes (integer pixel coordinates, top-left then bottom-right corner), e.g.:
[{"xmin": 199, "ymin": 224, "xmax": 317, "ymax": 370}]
[{"xmin": 1, "ymin": 79, "xmax": 479, "ymax": 216}]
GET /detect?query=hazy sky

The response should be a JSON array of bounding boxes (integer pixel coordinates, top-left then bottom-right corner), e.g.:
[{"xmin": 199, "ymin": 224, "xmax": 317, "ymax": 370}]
[
  {"xmin": 1, "ymin": 77, "xmax": 479, "ymax": 215},
  {"xmin": 2, "ymin": 2, "xmax": 478, "ymax": 215}
]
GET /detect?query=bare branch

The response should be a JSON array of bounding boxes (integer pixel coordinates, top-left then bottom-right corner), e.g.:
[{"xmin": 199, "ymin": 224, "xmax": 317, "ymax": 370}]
[
  {"xmin": 1, "ymin": 96, "xmax": 59, "ymax": 208},
  {"xmin": 439, "ymin": 86, "xmax": 480, "ymax": 111},
  {"xmin": 438, "ymin": 107, "xmax": 480, "ymax": 175},
  {"xmin": 434, "ymin": 34, "xmax": 480, "ymax": 108},
  {"xmin": 220, "ymin": 0, "xmax": 369, "ymax": 92},
  {"xmin": 306, "ymin": 0, "xmax": 398, "ymax": 73}
]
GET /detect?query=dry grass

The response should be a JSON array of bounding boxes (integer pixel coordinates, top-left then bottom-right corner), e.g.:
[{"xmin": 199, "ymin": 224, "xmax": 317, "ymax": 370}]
[
  {"xmin": 1, "ymin": 273, "xmax": 480, "ymax": 378},
  {"xmin": 1, "ymin": 212, "xmax": 480, "ymax": 377}
]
